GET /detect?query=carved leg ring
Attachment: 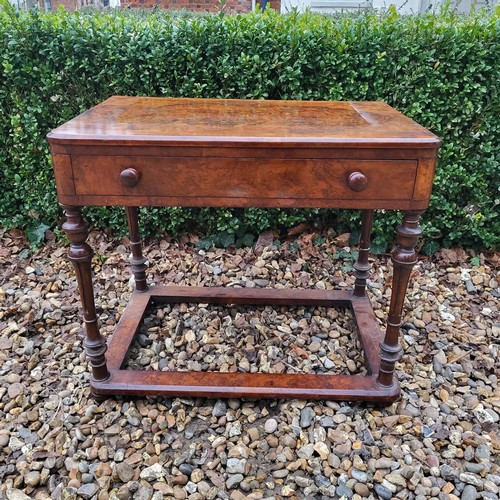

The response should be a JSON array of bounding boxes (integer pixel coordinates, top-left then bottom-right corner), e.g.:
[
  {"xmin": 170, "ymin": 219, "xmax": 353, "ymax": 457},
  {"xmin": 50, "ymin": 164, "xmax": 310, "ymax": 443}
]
[
  {"xmin": 353, "ymin": 210, "xmax": 374, "ymax": 297},
  {"xmin": 377, "ymin": 210, "xmax": 423, "ymax": 387},
  {"xmin": 61, "ymin": 205, "xmax": 110, "ymax": 383},
  {"xmin": 125, "ymin": 207, "xmax": 148, "ymax": 292}
]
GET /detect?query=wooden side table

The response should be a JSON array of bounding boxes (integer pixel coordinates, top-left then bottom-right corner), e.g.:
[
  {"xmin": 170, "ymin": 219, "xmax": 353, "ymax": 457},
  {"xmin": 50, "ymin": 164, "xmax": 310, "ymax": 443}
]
[{"xmin": 48, "ymin": 97, "xmax": 440, "ymax": 403}]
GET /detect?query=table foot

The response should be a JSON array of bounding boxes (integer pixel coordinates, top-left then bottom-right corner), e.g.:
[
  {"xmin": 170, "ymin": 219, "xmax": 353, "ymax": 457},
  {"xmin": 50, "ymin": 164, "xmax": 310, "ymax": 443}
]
[{"xmin": 91, "ymin": 391, "xmax": 108, "ymax": 403}]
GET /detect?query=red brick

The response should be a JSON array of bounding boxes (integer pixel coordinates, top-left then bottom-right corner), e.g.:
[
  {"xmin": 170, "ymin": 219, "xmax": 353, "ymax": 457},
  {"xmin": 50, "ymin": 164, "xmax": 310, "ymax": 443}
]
[{"xmin": 40, "ymin": 0, "xmax": 281, "ymax": 16}]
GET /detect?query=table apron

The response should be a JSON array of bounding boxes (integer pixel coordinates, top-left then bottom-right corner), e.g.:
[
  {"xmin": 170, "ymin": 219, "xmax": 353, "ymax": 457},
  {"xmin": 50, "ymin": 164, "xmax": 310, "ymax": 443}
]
[{"xmin": 53, "ymin": 154, "xmax": 433, "ymax": 209}]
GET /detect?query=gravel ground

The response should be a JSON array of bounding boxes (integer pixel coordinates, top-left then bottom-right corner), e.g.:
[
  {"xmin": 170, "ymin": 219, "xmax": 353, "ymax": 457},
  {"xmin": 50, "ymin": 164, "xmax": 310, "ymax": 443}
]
[{"xmin": 0, "ymin": 227, "xmax": 498, "ymax": 500}]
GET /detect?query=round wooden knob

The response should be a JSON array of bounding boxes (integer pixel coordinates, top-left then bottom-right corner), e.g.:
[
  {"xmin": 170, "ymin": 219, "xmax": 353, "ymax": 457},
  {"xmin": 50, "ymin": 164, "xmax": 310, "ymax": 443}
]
[
  {"xmin": 120, "ymin": 168, "xmax": 141, "ymax": 187},
  {"xmin": 348, "ymin": 172, "xmax": 368, "ymax": 192}
]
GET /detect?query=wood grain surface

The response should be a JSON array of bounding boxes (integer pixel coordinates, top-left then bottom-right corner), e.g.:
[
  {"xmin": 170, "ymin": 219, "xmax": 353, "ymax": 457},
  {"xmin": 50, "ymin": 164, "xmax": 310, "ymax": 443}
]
[{"xmin": 48, "ymin": 96, "xmax": 441, "ymax": 148}]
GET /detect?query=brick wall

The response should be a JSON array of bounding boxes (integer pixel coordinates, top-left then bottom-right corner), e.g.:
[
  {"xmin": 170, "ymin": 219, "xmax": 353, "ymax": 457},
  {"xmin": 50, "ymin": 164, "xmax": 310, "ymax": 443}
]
[
  {"xmin": 42, "ymin": 0, "xmax": 281, "ymax": 13},
  {"xmin": 122, "ymin": 0, "xmax": 250, "ymax": 12},
  {"xmin": 39, "ymin": 0, "xmax": 111, "ymax": 10},
  {"xmin": 39, "ymin": 0, "xmax": 79, "ymax": 9},
  {"xmin": 122, "ymin": 0, "xmax": 285, "ymax": 13}
]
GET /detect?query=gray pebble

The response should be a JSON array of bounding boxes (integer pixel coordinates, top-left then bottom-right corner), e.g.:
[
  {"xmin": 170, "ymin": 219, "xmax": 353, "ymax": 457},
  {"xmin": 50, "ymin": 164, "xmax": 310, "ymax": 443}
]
[
  {"xmin": 81, "ymin": 473, "xmax": 94, "ymax": 484},
  {"xmin": 482, "ymin": 493, "xmax": 499, "ymax": 500},
  {"xmin": 294, "ymin": 476, "xmax": 311, "ymax": 488},
  {"xmin": 476, "ymin": 444, "xmax": 491, "ymax": 460},
  {"xmin": 126, "ymin": 415, "xmax": 140, "ymax": 427},
  {"xmin": 272, "ymin": 469, "xmax": 289, "ymax": 479},
  {"xmin": 324, "ymin": 358, "xmax": 335, "ymax": 369},
  {"xmin": 140, "ymin": 463, "xmax": 166, "ymax": 482},
  {"xmin": 226, "ymin": 474, "xmax": 244, "ymax": 489},
  {"xmin": 466, "ymin": 463, "xmax": 486, "ymax": 474},
  {"xmin": 78, "ymin": 462, "xmax": 89, "ymax": 474},
  {"xmin": 441, "ymin": 464, "xmax": 458, "ymax": 481},
  {"xmin": 422, "ymin": 425, "xmax": 434, "ymax": 438},
  {"xmin": 77, "ymin": 483, "xmax": 99, "ymax": 499},
  {"xmin": 362, "ymin": 429, "xmax": 375, "ymax": 445},
  {"xmin": 314, "ymin": 474, "xmax": 330, "ymax": 488},
  {"xmin": 405, "ymin": 403, "xmax": 421, "ymax": 417},
  {"xmin": 465, "ymin": 446, "xmax": 476, "ymax": 461},
  {"xmin": 115, "ymin": 462, "xmax": 135, "ymax": 483},
  {"xmin": 136, "ymin": 334, "xmax": 151, "ymax": 347},
  {"xmin": 24, "ymin": 471, "xmax": 41, "ymax": 487},
  {"xmin": 319, "ymin": 416, "xmax": 335, "ymax": 427},
  {"xmin": 374, "ymin": 458, "xmax": 396, "ymax": 469},
  {"xmin": 128, "ymin": 481, "xmax": 140, "ymax": 493},
  {"xmin": 47, "ymin": 475, "xmax": 60, "ymax": 494},
  {"xmin": 264, "ymin": 418, "xmax": 278, "ymax": 433},
  {"xmin": 179, "ymin": 463, "xmax": 194, "ymax": 476},
  {"xmin": 298, "ymin": 443, "xmax": 315, "ymax": 459},
  {"xmin": 465, "ymin": 280, "xmax": 477, "ymax": 294},
  {"xmin": 226, "ymin": 458, "xmax": 246, "ymax": 474},
  {"xmin": 374, "ymin": 484, "xmax": 393, "ymax": 500},
  {"xmin": 460, "ymin": 473, "xmax": 483, "ymax": 487},
  {"xmin": 9, "ymin": 436, "xmax": 24, "ymax": 452},
  {"xmin": 485, "ymin": 409, "xmax": 499, "ymax": 423},
  {"xmin": 300, "ymin": 407, "xmax": 315, "ymax": 428},
  {"xmin": 336, "ymin": 485, "xmax": 353, "ymax": 498},
  {"xmin": 134, "ymin": 484, "xmax": 154, "ymax": 500},
  {"xmin": 212, "ymin": 400, "xmax": 227, "ymax": 417},
  {"xmin": 254, "ymin": 278, "xmax": 270, "ymax": 287},
  {"xmin": 462, "ymin": 485, "xmax": 478, "ymax": 500},
  {"xmin": 337, "ymin": 472, "xmax": 349, "ymax": 486},
  {"xmin": 185, "ymin": 481, "xmax": 197, "ymax": 494},
  {"xmin": 351, "ymin": 469, "xmax": 368, "ymax": 483},
  {"xmin": 6, "ymin": 489, "xmax": 32, "ymax": 500},
  {"xmin": 399, "ymin": 466, "xmax": 417, "ymax": 480}
]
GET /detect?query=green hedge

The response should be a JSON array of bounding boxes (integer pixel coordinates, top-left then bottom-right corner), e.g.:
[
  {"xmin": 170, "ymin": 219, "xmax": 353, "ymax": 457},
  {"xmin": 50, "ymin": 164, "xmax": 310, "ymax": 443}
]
[{"xmin": 0, "ymin": 4, "xmax": 498, "ymax": 250}]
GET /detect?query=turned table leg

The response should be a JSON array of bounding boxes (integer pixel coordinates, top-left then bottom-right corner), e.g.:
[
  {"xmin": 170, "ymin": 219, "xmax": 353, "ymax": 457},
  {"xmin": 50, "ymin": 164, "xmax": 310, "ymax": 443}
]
[
  {"xmin": 61, "ymin": 205, "xmax": 110, "ymax": 386},
  {"xmin": 353, "ymin": 210, "xmax": 374, "ymax": 297},
  {"xmin": 125, "ymin": 207, "xmax": 148, "ymax": 292},
  {"xmin": 377, "ymin": 210, "xmax": 423, "ymax": 387}
]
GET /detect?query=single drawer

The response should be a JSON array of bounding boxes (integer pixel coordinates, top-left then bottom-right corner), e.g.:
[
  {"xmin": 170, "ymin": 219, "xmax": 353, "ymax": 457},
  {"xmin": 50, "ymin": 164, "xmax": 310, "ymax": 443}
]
[{"xmin": 71, "ymin": 156, "xmax": 418, "ymax": 204}]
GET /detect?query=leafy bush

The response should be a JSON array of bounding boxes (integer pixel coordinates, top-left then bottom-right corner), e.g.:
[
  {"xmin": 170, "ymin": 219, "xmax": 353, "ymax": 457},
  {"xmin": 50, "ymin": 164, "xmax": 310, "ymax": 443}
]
[{"xmin": 0, "ymin": 4, "xmax": 498, "ymax": 249}]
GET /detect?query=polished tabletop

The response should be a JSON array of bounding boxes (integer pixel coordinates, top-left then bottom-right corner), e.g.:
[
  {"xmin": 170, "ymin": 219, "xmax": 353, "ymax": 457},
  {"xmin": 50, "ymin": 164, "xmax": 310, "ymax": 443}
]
[{"xmin": 48, "ymin": 97, "xmax": 440, "ymax": 148}]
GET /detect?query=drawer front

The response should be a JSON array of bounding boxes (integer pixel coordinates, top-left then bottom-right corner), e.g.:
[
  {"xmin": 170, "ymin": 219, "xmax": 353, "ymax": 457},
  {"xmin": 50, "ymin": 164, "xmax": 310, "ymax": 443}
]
[{"xmin": 71, "ymin": 156, "xmax": 418, "ymax": 205}]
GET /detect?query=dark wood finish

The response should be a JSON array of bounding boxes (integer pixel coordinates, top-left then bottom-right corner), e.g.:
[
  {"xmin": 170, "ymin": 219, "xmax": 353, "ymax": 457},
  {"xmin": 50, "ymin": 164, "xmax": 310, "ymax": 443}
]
[
  {"xmin": 48, "ymin": 97, "xmax": 440, "ymax": 404},
  {"xmin": 61, "ymin": 205, "xmax": 109, "ymax": 383},
  {"xmin": 92, "ymin": 370, "xmax": 400, "ymax": 402},
  {"xmin": 47, "ymin": 97, "xmax": 440, "ymax": 148},
  {"xmin": 125, "ymin": 207, "xmax": 148, "ymax": 292},
  {"xmin": 353, "ymin": 210, "xmax": 374, "ymax": 297},
  {"xmin": 101, "ymin": 286, "xmax": 394, "ymax": 401},
  {"xmin": 120, "ymin": 168, "xmax": 141, "ymax": 187},
  {"xmin": 48, "ymin": 98, "xmax": 439, "ymax": 211},
  {"xmin": 377, "ymin": 211, "xmax": 423, "ymax": 387},
  {"xmin": 348, "ymin": 172, "xmax": 369, "ymax": 192},
  {"xmin": 68, "ymin": 156, "xmax": 419, "ymax": 209},
  {"xmin": 107, "ymin": 287, "xmax": 353, "ymax": 371}
]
